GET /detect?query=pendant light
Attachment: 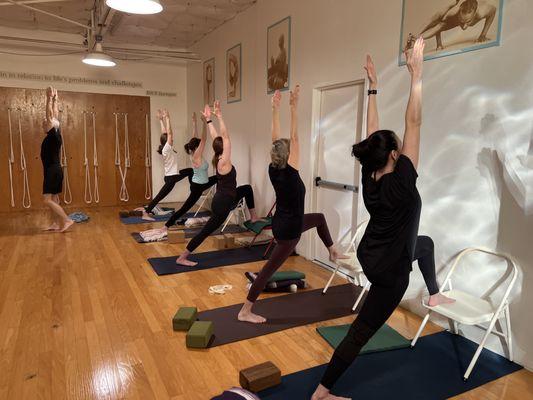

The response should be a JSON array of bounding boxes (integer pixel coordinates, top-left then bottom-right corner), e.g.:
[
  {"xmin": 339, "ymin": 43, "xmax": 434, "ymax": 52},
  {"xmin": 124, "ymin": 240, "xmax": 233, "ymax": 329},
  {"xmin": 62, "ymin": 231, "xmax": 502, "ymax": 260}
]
[
  {"xmin": 105, "ymin": 0, "xmax": 163, "ymax": 15},
  {"xmin": 83, "ymin": 43, "xmax": 116, "ymax": 67}
]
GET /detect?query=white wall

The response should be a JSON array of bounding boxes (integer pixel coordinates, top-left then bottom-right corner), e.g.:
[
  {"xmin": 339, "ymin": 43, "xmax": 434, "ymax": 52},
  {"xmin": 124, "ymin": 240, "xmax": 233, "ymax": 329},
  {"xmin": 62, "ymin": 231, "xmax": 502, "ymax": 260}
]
[
  {"xmin": 187, "ymin": 0, "xmax": 533, "ymax": 370},
  {"xmin": 0, "ymin": 27, "xmax": 189, "ymax": 203}
]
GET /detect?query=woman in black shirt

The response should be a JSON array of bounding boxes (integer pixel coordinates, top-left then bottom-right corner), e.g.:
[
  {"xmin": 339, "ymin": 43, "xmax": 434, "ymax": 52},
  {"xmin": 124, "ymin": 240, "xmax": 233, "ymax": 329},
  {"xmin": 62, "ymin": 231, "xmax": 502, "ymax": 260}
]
[
  {"xmin": 41, "ymin": 87, "xmax": 73, "ymax": 233},
  {"xmin": 312, "ymin": 38, "xmax": 454, "ymax": 400},
  {"xmin": 238, "ymin": 86, "xmax": 346, "ymax": 324}
]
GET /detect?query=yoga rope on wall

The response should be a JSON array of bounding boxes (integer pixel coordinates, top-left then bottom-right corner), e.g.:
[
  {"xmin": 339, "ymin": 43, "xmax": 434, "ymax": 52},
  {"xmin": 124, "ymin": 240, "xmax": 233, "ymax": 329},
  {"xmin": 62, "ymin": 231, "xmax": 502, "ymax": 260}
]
[
  {"xmin": 83, "ymin": 111, "xmax": 92, "ymax": 204},
  {"xmin": 7, "ymin": 109, "xmax": 15, "ymax": 208},
  {"xmin": 115, "ymin": 112, "xmax": 130, "ymax": 202},
  {"xmin": 144, "ymin": 113, "xmax": 152, "ymax": 200},
  {"xmin": 17, "ymin": 110, "xmax": 31, "ymax": 209},
  {"xmin": 59, "ymin": 117, "xmax": 72, "ymax": 204},
  {"xmin": 91, "ymin": 111, "xmax": 100, "ymax": 203}
]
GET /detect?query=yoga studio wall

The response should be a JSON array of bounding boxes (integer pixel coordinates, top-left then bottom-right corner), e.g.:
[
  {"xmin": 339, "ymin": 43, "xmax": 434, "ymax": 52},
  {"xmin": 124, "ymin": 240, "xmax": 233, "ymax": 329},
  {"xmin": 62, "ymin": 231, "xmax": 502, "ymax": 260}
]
[
  {"xmin": 0, "ymin": 25, "xmax": 189, "ymax": 206},
  {"xmin": 0, "ymin": 87, "xmax": 150, "ymax": 211},
  {"xmin": 187, "ymin": 0, "xmax": 533, "ymax": 370}
]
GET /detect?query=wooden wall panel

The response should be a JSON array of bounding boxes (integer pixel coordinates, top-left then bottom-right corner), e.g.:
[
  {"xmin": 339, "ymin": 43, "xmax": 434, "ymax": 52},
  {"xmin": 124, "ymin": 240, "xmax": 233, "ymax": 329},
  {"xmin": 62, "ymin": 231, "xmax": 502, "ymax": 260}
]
[{"xmin": 0, "ymin": 87, "xmax": 151, "ymax": 212}]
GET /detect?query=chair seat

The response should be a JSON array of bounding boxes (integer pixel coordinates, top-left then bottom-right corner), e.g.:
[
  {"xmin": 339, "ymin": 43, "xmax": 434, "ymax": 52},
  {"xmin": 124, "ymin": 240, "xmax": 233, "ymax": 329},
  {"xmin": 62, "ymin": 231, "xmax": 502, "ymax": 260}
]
[
  {"xmin": 424, "ymin": 290, "xmax": 495, "ymax": 325},
  {"xmin": 337, "ymin": 252, "xmax": 364, "ymax": 273}
]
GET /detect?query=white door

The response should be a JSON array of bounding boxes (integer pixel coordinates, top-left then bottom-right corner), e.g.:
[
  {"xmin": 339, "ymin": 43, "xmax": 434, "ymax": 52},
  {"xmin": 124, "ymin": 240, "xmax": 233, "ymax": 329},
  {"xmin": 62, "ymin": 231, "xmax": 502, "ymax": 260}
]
[{"xmin": 311, "ymin": 80, "xmax": 364, "ymax": 270}]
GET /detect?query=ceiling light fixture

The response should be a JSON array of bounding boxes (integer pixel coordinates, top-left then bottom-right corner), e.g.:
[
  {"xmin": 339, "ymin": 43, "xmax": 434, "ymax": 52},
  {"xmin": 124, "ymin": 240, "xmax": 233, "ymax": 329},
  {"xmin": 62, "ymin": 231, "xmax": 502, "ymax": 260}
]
[
  {"xmin": 82, "ymin": 43, "xmax": 116, "ymax": 67},
  {"xmin": 105, "ymin": 0, "xmax": 163, "ymax": 15}
]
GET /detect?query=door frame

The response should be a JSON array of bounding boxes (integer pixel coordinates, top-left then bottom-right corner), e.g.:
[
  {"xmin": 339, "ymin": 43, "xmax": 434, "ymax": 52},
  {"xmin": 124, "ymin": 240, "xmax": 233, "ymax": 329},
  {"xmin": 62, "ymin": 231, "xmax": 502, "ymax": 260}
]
[{"xmin": 307, "ymin": 78, "xmax": 366, "ymax": 268}]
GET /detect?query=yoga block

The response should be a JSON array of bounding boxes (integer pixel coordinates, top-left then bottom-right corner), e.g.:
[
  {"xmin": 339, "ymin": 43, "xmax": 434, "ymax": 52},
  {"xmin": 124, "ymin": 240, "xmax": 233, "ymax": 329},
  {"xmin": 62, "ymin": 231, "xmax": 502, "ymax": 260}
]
[
  {"xmin": 172, "ymin": 307, "xmax": 197, "ymax": 331},
  {"xmin": 130, "ymin": 210, "xmax": 143, "ymax": 217},
  {"xmin": 224, "ymin": 234, "xmax": 239, "ymax": 249},
  {"xmin": 239, "ymin": 361, "xmax": 281, "ymax": 392},
  {"xmin": 186, "ymin": 321, "xmax": 214, "ymax": 348},
  {"xmin": 213, "ymin": 235, "xmax": 227, "ymax": 249},
  {"xmin": 168, "ymin": 228, "xmax": 185, "ymax": 244},
  {"xmin": 119, "ymin": 210, "xmax": 130, "ymax": 218}
]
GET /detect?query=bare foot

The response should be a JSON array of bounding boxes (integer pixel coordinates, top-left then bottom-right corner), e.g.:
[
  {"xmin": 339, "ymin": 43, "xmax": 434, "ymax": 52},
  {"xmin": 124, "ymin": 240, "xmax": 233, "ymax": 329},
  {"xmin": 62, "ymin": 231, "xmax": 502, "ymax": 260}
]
[
  {"xmin": 42, "ymin": 222, "xmax": 59, "ymax": 232},
  {"xmin": 175, "ymin": 257, "xmax": 198, "ymax": 267},
  {"xmin": 428, "ymin": 292, "xmax": 456, "ymax": 307},
  {"xmin": 60, "ymin": 219, "xmax": 74, "ymax": 233},
  {"xmin": 142, "ymin": 211, "xmax": 155, "ymax": 221},
  {"xmin": 311, "ymin": 384, "xmax": 351, "ymax": 400},
  {"xmin": 238, "ymin": 310, "xmax": 266, "ymax": 324},
  {"xmin": 328, "ymin": 246, "xmax": 349, "ymax": 263}
]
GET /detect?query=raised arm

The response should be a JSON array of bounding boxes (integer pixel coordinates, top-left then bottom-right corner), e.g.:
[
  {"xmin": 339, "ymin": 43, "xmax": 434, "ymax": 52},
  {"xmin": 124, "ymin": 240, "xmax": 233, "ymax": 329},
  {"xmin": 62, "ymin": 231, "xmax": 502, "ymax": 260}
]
[
  {"xmin": 163, "ymin": 110, "xmax": 173, "ymax": 146},
  {"xmin": 402, "ymin": 37, "xmax": 424, "ymax": 169},
  {"xmin": 364, "ymin": 55, "xmax": 379, "ymax": 136},
  {"xmin": 287, "ymin": 85, "xmax": 300, "ymax": 169},
  {"xmin": 213, "ymin": 100, "xmax": 231, "ymax": 169},
  {"xmin": 52, "ymin": 88, "xmax": 59, "ymax": 120},
  {"xmin": 193, "ymin": 113, "xmax": 208, "ymax": 162},
  {"xmin": 271, "ymin": 90, "xmax": 281, "ymax": 142},
  {"xmin": 201, "ymin": 104, "xmax": 218, "ymax": 140},
  {"xmin": 45, "ymin": 86, "xmax": 54, "ymax": 122},
  {"xmin": 191, "ymin": 112, "xmax": 198, "ymax": 138}
]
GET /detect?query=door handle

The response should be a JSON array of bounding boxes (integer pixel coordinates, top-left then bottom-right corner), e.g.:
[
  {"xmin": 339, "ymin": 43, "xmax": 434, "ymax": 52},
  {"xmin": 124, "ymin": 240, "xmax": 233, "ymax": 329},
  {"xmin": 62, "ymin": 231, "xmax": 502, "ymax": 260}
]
[{"xmin": 315, "ymin": 177, "xmax": 358, "ymax": 193}]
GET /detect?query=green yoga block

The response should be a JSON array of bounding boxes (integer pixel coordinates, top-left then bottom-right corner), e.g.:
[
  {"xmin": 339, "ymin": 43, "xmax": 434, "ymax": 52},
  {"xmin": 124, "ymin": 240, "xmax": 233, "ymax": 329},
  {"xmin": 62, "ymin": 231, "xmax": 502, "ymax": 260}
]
[
  {"xmin": 268, "ymin": 270, "xmax": 305, "ymax": 283},
  {"xmin": 173, "ymin": 307, "xmax": 197, "ymax": 331},
  {"xmin": 244, "ymin": 217, "xmax": 272, "ymax": 234},
  {"xmin": 186, "ymin": 321, "xmax": 214, "ymax": 348}
]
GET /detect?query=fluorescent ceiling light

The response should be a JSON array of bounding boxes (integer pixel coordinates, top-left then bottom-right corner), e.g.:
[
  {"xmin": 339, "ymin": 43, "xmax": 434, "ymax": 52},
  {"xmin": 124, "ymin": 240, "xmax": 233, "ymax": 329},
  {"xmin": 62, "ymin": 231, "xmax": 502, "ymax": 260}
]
[
  {"xmin": 106, "ymin": 0, "xmax": 163, "ymax": 14},
  {"xmin": 82, "ymin": 43, "xmax": 116, "ymax": 67}
]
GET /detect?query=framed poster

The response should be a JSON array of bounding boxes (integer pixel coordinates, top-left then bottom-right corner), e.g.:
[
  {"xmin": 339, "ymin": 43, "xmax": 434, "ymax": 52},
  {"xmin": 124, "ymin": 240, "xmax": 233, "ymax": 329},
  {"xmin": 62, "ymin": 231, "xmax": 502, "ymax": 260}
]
[
  {"xmin": 267, "ymin": 16, "xmax": 291, "ymax": 93},
  {"xmin": 203, "ymin": 58, "xmax": 215, "ymax": 105},
  {"xmin": 226, "ymin": 43, "xmax": 242, "ymax": 103},
  {"xmin": 399, "ymin": 0, "xmax": 504, "ymax": 64}
]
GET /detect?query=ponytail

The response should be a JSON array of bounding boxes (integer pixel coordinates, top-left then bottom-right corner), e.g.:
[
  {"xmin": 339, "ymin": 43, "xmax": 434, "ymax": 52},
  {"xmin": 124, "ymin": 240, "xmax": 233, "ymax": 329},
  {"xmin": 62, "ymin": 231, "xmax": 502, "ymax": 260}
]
[
  {"xmin": 212, "ymin": 136, "xmax": 223, "ymax": 169},
  {"xmin": 184, "ymin": 137, "xmax": 201, "ymax": 155},
  {"xmin": 352, "ymin": 130, "xmax": 398, "ymax": 172},
  {"xmin": 158, "ymin": 133, "xmax": 168, "ymax": 155}
]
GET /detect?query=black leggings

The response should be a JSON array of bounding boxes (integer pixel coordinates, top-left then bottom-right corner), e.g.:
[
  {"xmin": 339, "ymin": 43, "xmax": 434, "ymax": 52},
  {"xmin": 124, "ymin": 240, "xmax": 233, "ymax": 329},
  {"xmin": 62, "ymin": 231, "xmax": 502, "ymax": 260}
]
[
  {"xmin": 145, "ymin": 168, "xmax": 193, "ymax": 214},
  {"xmin": 320, "ymin": 235, "xmax": 439, "ymax": 389},
  {"xmin": 185, "ymin": 184, "xmax": 256, "ymax": 253},
  {"xmin": 165, "ymin": 176, "xmax": 217, "ymax": 228},
  {"xmin": 247, "ymin": 213, "xmax": 334, "ymax": 302}
]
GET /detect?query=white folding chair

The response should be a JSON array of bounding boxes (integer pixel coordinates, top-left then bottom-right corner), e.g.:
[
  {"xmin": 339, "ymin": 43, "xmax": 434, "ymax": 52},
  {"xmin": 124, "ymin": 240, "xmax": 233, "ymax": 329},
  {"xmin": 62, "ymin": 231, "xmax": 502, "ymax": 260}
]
[
  {"xmin": 411, "ymin": 247, "xmax": 518, "ymax": 381},
  {"xmin": 323, "ymin": 220, "xmax": 370, "ymax": 312},
  {"xmin": 221, "ymin": 197, "xmax": 247, "ymax": 232},
  {"xmin": 193, "ymin": 185, "xmax": 215, "ymax": 217}
]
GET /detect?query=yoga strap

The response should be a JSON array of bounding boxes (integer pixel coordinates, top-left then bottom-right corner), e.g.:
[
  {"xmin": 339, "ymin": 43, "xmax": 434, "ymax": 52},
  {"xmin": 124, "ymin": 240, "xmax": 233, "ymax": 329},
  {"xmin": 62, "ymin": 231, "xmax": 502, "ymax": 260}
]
[
  {"xmin": 144, "ymin": 113, "xmax": 152, "ymax": 200},
  {"xmin": 208, "ymin": 285, "xmax": 233, "ymax": 295},
  {"xmin": 83, "ymin": 112, "xmax": 92, "ymax": 204},
  {"xmin": 91, "ymin": 112, "xmax": 100, "ymax": 203},
  {"xmin": 59, "ymin": 120, "xmax": 72, "ymax": 205},
  {"xmin": 7, "ymin": 109, "xmax": 15, "ymax": 208},
  {"xmin": 18, "ymin": 111, "xmax": 31, "ymax": 209},
  {"xmin": 114, "ymin": 113, "xmax": 130, "ymax": 202}
]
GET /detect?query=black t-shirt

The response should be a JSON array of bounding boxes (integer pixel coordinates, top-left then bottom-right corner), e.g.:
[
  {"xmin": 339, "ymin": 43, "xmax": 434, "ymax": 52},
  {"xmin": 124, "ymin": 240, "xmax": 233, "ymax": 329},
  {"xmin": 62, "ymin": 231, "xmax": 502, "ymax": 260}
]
[
  {"xmin": 269, "ymin": 163, "xmax": 306, "ymax": 240},
  {"xmin": 216, "ymin": 165, "xmax": 237, "ymax": 198},
  {"xmin": 40, "ymin": 127, "xmax": 62, "ymax": 168},
  {"xmin": 357, "ymin": 155, "xmax": 421, "ymax": 277}
]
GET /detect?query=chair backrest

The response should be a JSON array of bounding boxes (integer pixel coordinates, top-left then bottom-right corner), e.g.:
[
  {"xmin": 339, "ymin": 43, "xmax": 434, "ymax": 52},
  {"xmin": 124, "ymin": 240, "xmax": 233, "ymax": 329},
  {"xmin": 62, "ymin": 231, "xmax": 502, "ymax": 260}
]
[
  {"xmin": 442, "ymin": 247, "xmax": 519, "ymax": 312},
  {"xmin": 347, "ymin": 220, "xmax": 369, "ymax": 253}
]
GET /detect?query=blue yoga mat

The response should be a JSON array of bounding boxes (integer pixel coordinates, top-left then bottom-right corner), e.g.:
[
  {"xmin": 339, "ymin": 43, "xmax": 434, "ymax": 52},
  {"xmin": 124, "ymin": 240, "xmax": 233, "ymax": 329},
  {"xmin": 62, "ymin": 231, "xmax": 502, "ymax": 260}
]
[
  {"xmin": 120, "ymin": 210, "xmax": 211, "ymax": 225},
  {"xmin": 148, "ymin": 244, "xmax": 274, "ymax": 275},
  {"xmin": 259, "ymin": 331, "xmax": 522, "ymax": 400}
]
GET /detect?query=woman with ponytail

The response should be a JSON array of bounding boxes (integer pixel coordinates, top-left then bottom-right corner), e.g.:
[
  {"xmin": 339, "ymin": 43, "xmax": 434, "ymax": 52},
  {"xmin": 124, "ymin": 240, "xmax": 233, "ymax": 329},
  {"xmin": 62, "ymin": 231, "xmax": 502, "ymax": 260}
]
[
  {"xmin": 175, "ymin": 101, "xmax": 262, "ymax": 266},
  {"xmin": 313, "ymin": 38, "xmax": 454, "ymax": 400},
  {"xmin": 141, "ymin": 110, "xmax": 193, "ymax": 221}
]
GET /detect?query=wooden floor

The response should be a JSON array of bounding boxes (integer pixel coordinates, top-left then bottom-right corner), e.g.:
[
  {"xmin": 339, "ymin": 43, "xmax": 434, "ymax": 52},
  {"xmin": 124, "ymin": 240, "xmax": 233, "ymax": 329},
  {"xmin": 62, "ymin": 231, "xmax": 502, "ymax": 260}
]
[{"xmin": 0, "ymin": 205, "xmax": 531, "ymax": 400}]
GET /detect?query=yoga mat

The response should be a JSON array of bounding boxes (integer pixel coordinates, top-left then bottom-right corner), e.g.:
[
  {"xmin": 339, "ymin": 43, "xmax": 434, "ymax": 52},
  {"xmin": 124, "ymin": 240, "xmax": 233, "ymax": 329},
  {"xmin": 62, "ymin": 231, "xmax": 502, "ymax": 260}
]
[
  {"xmin": 131, "ymin": 224, "xmax": 248, "ymax": 243},
  {"xmin": 317, "ymin": 323, "xmax": 410, "ymax": 354},
  {"xmin": 120, "ymin": 210, "xmax": 211, "ymax": 225},
  {"xmin": 196, "ymin": 284, "xmax": 361, "ymax": 347},
  {"xmin": 147, "ymin": 244, "xmax": 278, "ymax": 276},
  {"xmin": 259, "ymin": 331, "xmax": 522, "ymax": 400}
]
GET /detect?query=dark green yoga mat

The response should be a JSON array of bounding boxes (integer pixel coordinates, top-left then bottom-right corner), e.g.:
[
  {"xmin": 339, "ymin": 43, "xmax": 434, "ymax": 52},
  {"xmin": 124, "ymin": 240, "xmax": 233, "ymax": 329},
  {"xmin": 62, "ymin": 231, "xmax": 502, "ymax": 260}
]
[{"xmin": 316, "ymin": 323, "xmax": 410, "ymax": 354}]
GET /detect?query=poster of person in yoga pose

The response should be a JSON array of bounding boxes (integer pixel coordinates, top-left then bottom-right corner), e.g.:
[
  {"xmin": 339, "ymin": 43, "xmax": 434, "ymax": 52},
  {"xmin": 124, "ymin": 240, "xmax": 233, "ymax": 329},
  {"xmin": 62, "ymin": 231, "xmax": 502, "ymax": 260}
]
[
  {"xmin": 399, "ymin": 0, "xmax": 503, "ymax": 64},
  {"xmin": 227, "ymin": 43, "xmax": 242, "ymax": 103},
  {"xmin": 267, "ymin": 16, "xmax": 290, "ymax": 93},
  {"xmin": 203, "ymin": 58, "xmax": 215, "ymax": 106}
]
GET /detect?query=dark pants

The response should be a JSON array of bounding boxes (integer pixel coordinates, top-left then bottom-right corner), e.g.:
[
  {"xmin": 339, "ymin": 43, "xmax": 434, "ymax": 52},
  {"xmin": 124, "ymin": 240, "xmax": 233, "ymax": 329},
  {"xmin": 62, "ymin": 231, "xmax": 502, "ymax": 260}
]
[
  {"xmin": 320, "ymin": 235, "xmax": 440, "ymax": 389},
  {"xmin": 185, "ymin": 184, "xmax": 256, "ymax": 253},
  {"xmin": 145, "ymin": 168, "xmax": 193, "ymax": 214},
  {"xmin": 165, "ymin": 176, "xmax": 217, "ymax": 228},
  {"xmin": 247, "ymin": 213, "xmax": 334, "ymax": 302}
]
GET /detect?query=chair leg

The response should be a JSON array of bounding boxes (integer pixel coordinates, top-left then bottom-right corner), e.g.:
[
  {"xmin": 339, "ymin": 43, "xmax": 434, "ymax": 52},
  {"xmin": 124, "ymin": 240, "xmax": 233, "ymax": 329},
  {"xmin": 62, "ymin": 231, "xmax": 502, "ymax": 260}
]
[
  {"xmin": 194, "ymin": 193, "xmax": 208, "ymax": 217},
  {"xmin": 322, "ymin": 265, "xmax": 339, "ymax": 294},
  {"xmin": 463, "ymin": 313, "xmax": 501, "ymax": 381},
  {"xmin": 352, "ymin": 281, "xmax": 370, "ymax": 312},
  {"xmin": 505, "ymin": 305, "xmax": 513, "ymax": 361},
  {"xmin": 411, "ymin": 311, "xmax": 432, "ymax": 348},
  {"xmin": 221, "ymin": 211, "xmax": 232, "ymax": 233},
  {"xmin": 448, "ymin": 318, "xmax": 458, "ymax": 335},
  {"xmin": 263, "ymin": 238, "xmax": 275, "ymax": 258}
]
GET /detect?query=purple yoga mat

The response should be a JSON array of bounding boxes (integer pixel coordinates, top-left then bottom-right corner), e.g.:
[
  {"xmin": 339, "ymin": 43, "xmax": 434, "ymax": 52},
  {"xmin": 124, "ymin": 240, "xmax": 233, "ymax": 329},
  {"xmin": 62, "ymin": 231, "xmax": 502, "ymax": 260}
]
[{"xmin": 197, "ymin": 284, "xmax": 362, "ymax": 347}]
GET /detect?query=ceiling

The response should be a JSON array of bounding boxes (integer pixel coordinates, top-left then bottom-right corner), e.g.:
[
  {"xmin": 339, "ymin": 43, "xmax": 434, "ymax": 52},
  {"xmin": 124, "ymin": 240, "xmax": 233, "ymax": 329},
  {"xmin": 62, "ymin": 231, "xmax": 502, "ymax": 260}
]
[{"xmin": 0, "ymin": 0, "xmax": 256, "ymax": 49}]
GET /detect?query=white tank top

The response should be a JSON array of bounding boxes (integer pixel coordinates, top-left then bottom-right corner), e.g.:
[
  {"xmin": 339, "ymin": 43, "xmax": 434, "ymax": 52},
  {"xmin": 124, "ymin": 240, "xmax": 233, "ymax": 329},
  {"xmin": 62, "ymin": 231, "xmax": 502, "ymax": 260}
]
[{"xmin": 162, "ymin": 142, "xmax": 179, "ymax": 176}]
